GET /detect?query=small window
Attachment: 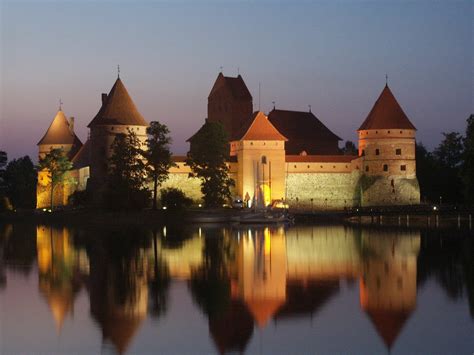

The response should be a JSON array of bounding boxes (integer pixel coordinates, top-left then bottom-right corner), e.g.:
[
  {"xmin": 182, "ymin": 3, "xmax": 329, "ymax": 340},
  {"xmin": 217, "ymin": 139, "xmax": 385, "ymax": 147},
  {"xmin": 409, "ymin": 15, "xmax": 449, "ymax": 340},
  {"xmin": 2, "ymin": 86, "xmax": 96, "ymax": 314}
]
[
  {"xmin": 307, "ymin": 165, "xmax": 310, "ymax": 168},
  {"xmin": 320, "ymin": 165, "xmax": 323, "ymax": 168},
  {"xmin": 375, "ymin": 131, "xmax": 378, "ymax": 134},
  {"xmin": 396, "ymin": 148, "xmax": 402, "ymax": 155},
  {"xmin": 383, "ymin": 164, "xmax": 388, "ymax": 172},
  {"xmin": 361, "ymin": 149, "xmax": 365, "ymax": 156},
  {"xmin": 261, "ymin": 156, "xmax": 267, "ymax": 164},
  {"xmin": 294, "ymin": 165, "xmax": 297, "ymax": 168},
  {"xmin": 365, "ymin": 166, "xmax": 369, "ymax": 172},
  {"xmin": 375, "ymin": 149, "xmax": 380, "ymax": 155},
  {"xmin": 401, "ymin": 165, "xmax": 406, "ymax": 171},
  {"xmin": 388, "ymin": 130, "xmax": 391, "ymax": 134},
  {"xmin": 400, "ymin": 131, "xmax": 403, "ymax": 134}
]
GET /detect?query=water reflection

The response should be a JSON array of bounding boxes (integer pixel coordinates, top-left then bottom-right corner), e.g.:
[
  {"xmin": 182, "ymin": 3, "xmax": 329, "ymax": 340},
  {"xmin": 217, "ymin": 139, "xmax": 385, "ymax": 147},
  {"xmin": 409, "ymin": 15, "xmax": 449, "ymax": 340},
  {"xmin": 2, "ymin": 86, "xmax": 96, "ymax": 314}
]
[{"xmin": 0, "ymin": 223, "xmax": 472, "ymax": 354}]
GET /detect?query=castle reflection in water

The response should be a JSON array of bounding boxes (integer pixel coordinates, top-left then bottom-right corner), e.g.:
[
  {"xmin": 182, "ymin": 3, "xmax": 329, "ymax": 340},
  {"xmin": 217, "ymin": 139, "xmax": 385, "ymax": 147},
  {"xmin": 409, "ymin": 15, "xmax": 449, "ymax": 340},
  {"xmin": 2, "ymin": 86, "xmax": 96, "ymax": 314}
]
[{"xmin": 29, "ymin": 224, "xmax": 426, "ymax": 354}]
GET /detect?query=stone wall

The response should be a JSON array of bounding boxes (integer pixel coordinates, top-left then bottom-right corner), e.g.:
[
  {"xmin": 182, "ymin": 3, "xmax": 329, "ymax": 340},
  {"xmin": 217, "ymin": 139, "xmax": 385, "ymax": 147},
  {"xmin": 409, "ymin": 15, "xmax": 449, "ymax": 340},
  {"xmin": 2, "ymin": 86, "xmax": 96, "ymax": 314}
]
[
  {"xmin": 286, "ymin": 171, "xmax": 361, "ymax": 210},
  {"xmin": 360, "ymin": 175, "xmax": 420, "ymax": 206}
]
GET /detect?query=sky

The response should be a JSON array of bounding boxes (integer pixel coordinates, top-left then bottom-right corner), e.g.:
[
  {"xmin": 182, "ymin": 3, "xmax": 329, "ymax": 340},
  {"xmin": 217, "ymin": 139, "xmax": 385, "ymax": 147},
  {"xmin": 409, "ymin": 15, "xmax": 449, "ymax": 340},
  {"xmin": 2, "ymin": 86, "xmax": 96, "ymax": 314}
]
[{"xmin": 0, "ymin": 0, "xmax": 472, "ymax": 160}]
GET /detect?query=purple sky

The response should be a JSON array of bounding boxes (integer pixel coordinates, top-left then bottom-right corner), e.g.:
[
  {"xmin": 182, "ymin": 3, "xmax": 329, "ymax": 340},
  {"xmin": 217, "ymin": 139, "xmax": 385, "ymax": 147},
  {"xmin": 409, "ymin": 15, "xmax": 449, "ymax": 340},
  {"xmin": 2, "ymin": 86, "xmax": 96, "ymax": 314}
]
[{"xmin": 1, "ymin": 1, "xmax": 472, "ymax": 160}]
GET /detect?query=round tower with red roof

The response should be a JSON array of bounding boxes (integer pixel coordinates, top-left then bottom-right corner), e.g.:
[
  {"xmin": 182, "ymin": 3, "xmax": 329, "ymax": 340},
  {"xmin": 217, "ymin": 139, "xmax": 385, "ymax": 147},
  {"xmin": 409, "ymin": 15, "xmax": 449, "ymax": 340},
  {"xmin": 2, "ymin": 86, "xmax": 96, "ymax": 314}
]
[
  {"xmin": 357, "ymin": 84, "xmax": 420, "ymax": 206},
  {"xmin": 87, "ymin": 77, "xmax": 148, "ymax": 187}
]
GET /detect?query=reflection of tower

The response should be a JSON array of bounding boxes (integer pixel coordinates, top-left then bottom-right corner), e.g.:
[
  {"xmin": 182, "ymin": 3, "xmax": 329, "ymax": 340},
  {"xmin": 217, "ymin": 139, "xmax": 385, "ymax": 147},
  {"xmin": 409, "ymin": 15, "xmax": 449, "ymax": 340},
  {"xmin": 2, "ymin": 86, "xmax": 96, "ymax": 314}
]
[
  {"xmin": 36, "ymin": 226, "xmax": 89, "ymax": 332},
  {"xmin": 236, "ymin": 228, "xmax": 287, "ymax": 327},
  {"xmin": 359, "ymin": 230, "xmax": 420, "ymax": 350},
  {"xmin": 89, "ymin": 247, "xmax": 148, "ymax": 354}
]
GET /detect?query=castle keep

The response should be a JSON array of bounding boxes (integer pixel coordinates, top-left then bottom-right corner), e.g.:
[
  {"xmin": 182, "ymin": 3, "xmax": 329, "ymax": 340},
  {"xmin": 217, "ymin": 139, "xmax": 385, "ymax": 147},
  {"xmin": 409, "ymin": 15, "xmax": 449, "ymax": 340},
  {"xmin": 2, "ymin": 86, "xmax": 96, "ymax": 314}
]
[{"xmin": 36, "ymin": 72, "xmax": 420, "ymax": 209}]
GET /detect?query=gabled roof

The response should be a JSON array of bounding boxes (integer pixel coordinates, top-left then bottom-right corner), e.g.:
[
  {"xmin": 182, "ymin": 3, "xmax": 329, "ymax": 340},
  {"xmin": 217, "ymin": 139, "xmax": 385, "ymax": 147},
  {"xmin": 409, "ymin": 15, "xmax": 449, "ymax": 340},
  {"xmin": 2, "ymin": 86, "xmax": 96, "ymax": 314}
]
[
  {"xmin": 208, "ymin": 72, "xmax": 252, "ymax": 100},
  {"xmin": 268, "ymin": 109, "xmax": 342, "ymax": 141},
  {"xmin": 38, "ymin": 110, "xmax": 82, "ymax": 146},
  {"xmin": 359, "ymin": 85, "xmax": 416, "ymax": 131},
  {"xmin": 233, "ymin": 111, "xmax": 287, "ymax": 141},
  {"xmin": 71, "ymin": 139, "xmax": 91, "ymax": 169},
  {"xmin": 88, "ymin": 78, "xmax": 148, "ymax": 127}
]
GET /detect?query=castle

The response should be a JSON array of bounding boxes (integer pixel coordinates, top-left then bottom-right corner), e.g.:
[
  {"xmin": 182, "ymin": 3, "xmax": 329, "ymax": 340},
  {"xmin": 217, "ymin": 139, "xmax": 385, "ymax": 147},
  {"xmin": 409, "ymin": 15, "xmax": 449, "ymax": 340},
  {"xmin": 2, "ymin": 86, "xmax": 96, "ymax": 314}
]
[{"xmin": 36, "ymin": 72, "xmax": 420, "ymax": 209}]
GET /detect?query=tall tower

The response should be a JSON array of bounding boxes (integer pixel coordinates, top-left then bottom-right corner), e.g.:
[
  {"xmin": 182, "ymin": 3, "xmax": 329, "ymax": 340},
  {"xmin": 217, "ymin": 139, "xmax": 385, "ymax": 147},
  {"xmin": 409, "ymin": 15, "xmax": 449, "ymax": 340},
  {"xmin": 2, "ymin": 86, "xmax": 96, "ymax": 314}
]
[
  {"xmin": 230, "ymin": 111, "xmax": 287, "ymax": 207},
  {"xmin": 87, "ymin": 77, "xmax": 148, "ymax": 188},
  {"xmin": 358, "ymin": 84, "xmax": 420, "ymax": 206},
  {"xmin": 208, "ymin": 72, "xmax": 253, "ymax": 140}
]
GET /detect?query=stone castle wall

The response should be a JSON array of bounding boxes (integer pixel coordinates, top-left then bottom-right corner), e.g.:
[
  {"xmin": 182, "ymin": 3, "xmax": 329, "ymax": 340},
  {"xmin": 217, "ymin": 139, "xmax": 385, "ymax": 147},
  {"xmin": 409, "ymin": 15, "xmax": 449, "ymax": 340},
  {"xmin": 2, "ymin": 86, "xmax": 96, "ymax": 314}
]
[{"xmin": 286, "ymin": 171, "xmax": 361, "ymax": 210}]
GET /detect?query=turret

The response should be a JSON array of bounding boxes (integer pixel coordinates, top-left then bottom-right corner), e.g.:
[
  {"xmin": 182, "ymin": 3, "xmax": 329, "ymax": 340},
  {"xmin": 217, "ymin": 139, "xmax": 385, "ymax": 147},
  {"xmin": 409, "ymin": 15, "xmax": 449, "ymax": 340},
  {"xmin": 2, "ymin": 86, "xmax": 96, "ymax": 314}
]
[
  {"xmin": 357, "ymin": 84, "xmax": 420, "ymax": 205},
  {"xmin": 87, "ymin": 77, "xmax": 148, "ymax": 187},
  {"xmin": 37, "ymin": 109, "xmax": 82, "ymax": 160}
]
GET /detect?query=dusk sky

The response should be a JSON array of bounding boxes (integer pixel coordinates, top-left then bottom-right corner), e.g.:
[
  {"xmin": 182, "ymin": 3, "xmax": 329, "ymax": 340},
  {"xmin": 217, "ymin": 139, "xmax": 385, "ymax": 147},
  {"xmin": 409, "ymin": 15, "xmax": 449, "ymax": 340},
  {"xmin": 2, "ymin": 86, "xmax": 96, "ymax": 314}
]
[{"xmin": 1, "ymin": 0, "xmax": 472, "ymax": 160}]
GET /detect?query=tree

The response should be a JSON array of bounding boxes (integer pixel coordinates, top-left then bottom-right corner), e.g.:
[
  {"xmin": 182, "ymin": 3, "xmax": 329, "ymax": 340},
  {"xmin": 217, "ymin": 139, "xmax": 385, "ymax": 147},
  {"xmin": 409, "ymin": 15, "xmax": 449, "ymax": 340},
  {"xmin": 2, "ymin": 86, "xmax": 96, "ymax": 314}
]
[
  {"xmin": 160, "ymin": 187, "xmax": 192, "ymax": 210},
  {"xmin": 38, "ymin": 148, "xmax": 73, "ymax": 210},
  {"xmin": 433, "ymin": 132, "xmax": 464, "ymax": 169},
  {"xmin": 143, "ymin": 121, "xmax": 175, "ymax": 210},
  {"xmin": 186, "ymin": 120, "xmax": 234, "ymax": 207},
  {"xmin": 4, "ymin": 156, "xmax": 37, "ymax": 209},
  {"xmin": 462, "ymin": 115, "xmax": 474, "ymax": 203},
  {"xmin": 106, "ymin": 129, "xmax": 149, "ymax": 210},
  {"xmin": 342, "ymin": 141, "xmax": 358, "ymax": 155}
]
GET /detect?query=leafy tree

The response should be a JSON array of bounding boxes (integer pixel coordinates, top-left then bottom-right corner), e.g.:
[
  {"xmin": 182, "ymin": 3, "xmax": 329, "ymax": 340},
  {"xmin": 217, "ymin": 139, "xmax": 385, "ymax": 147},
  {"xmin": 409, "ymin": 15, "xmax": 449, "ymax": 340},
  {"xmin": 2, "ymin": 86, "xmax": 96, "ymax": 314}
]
[
  {"xmin": 433, "ymin": 132, "xmax": 464, "ymax": 169},
  {"xmin": 4, "ymin": 156, "xmax": 37, "ymax": 209},
  {"xmin": 342, "ymin": 141, "xmax": 358, "ymax": 155},
  {"xmin": 143, "ymin": 121, "xmax": 176, "ymax": 210},
  {"xmin": 106, "ymin": 129, "xmax": 149, "ymax": 210},
  {"xmin": 38, "ymin": 148, "xmax": 73, "ymax": 210},
  {"xmin": 186, "ymin": 120, "xmax": 234, "ymax": 207},
  {"xmin": 160, "ymin": 187, "xmax": 192, "ymax": 210},
  {"xmin": 462, "ymin": 115, "xmax": 474, "ymax": 203},
  {"xmin": 0, "ymin": 150, "xmax": 6, "ymax": 179},
  {"xmin": 0, "ymin": 150, "xmax": 8, "ymax": 211}
]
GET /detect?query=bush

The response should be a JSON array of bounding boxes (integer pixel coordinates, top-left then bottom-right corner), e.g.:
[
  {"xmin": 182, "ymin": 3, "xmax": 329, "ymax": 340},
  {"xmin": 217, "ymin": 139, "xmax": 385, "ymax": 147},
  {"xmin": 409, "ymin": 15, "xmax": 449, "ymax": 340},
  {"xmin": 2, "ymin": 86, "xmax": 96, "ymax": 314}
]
[
  {"xmin": 104, "ymin": 186, "xmax": 151, "ymax": 211},
  {"xmin": 160, "ymin": 188, "xmax": 192, "ymax": 210},
  {"xmin": 68, "ymin": 190, "xmax": 91, "ymax": 207}
]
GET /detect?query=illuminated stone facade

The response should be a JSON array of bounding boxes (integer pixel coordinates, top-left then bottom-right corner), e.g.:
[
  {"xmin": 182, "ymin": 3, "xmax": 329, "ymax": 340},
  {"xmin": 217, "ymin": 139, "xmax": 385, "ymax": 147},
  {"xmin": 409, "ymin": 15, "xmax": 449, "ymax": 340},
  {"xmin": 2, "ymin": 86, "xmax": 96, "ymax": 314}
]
[{"xmin": 36, "ymin": 74, "xmax": 420, "ymax": 209}]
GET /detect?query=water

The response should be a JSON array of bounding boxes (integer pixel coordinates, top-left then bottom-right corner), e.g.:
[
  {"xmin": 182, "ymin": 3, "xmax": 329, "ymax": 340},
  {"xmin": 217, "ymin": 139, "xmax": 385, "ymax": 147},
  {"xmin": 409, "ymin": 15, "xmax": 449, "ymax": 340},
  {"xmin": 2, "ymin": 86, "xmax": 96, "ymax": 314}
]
[{"xmin": 0, "ymin": 223, "xmax": 473, "ymax": 354}]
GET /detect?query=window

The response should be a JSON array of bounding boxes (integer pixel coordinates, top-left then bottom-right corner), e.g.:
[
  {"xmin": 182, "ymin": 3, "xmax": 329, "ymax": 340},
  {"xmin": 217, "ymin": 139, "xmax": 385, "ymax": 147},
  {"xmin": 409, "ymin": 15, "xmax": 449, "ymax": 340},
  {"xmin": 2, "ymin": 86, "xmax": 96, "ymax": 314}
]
[
  {"xmin": 396, "ymin": 148, "xmax": 402, "ymax": 155},
  {"xmin": 383, "ymin": 164, "xmax": 388, "ymax": 172},
  {"xmin": 365, "ymin": 166, "xmax": 369, "ymax": 172},
  {"xmin": 401, "ymin": 165, "xmax": 406, "ymax": 171},
  {"xmin": 361, "ymin": 149, "xmax": 365, "ymax": 156},
  {"xmin": 375, "ymin": 149, "xmax": 380, "ymax": 155},
  {"xmin": 261, "ymin": 156, "xmax": 267, "ymax": 164}
]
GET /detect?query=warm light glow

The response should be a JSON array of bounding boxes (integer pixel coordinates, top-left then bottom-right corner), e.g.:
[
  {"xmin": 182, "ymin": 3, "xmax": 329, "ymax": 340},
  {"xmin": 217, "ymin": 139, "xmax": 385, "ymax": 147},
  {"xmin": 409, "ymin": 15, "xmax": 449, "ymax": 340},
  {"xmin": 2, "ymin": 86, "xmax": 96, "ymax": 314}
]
[
  {"xmin": 260, "ymin": 183, "xmax": 271, "ymax": 206},
  {"xmin": 264, "ymin": 228, "xmax": 271, "ymax": 255}
]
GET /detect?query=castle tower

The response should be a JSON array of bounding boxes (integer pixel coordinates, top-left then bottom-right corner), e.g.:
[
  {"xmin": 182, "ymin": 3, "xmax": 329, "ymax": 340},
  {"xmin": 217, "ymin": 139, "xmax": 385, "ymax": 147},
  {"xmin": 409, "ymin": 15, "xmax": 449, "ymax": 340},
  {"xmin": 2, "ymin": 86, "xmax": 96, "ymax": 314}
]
[
  {"xmin": 359, "ymin": 230, "xmax": 420, "ymax": 350},
  {"xmin": 230, "ymin": 111, "xmax": 287, "ymax": 207},
  {"xmin": 37, "ymin": 109, "xmax": 82, "ymax": 160},
  {"xmin": 87, "ymin": 77, "xmax": 148, "ymax": 187},
  {"xmin": 208, "ymin": 72, "xmax": 253, "ymax": 140},
  {"xmin": 358, "ymin": 84, "xmax": 420, "ymax": 205}
]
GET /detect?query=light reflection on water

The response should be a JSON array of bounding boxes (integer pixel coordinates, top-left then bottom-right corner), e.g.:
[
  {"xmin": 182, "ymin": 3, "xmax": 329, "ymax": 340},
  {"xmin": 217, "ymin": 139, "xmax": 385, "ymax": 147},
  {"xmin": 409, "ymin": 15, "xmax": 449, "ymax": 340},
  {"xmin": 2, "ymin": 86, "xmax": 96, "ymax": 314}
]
[{"xmin": 0, "ymin": 223, "xmax": 473, "ymax": 354}]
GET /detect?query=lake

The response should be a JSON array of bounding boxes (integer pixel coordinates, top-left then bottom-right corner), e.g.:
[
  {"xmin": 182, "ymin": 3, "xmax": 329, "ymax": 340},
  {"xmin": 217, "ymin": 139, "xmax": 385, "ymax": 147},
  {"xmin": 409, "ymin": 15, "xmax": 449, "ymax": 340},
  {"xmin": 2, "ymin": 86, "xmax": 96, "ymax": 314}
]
[{"xmin": 0, "ymin": 223, "xmax": 473, "ymax": 354}]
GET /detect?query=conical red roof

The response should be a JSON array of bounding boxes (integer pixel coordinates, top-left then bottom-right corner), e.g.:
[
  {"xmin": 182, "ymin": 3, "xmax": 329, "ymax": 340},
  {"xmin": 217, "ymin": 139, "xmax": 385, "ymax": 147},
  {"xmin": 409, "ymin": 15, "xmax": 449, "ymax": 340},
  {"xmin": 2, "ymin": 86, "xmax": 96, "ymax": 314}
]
[
  {"xmin": 366, "ymin": 309, "xmax": 411, "ymax": 350},
  {"xmin": 359, "ymin": 85, "xmax": 416, "ymax": 131},
  {"xmin": 234, "ymin": 111, "xmax": 287, "ymax": 141},
  {"xmin": 88, "ymin": 78, "xmax": 148, "ymax": 127},
  {"xmin": 38, "ymin": 110, "xmax": 82, "ymax": 146}
]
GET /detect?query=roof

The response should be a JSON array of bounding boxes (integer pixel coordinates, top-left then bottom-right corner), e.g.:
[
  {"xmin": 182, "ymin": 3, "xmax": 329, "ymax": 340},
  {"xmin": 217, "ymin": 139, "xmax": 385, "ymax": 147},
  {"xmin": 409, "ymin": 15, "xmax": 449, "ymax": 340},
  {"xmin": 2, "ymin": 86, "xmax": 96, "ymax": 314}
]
[
  {"xmin": 38, "ymin": 110, "xmax": 83, "ymax": 146},
  {"xmin": 358, "ymin": 85, "xmax": 416, "ymax": 131},
  {"xmin": 268, "ymin": 109, "xmax": 342, "ymax": 141},
  {"xmin": 209, "ymin": 72, "xmax": 252, "ymax": 100},
  {"xmin": 286, "ymin": 155, "xmax": 357, "ymax": 163},
  {"xmin": 88, "ymin": 78, "xmax": 148, "ymax": 127},
  {"xmin": 234, "ymin": 111, "xmax": 288, "ymax": 141},
  {"xmin": 366, "ymin": 309, "xmax": 411, "ymax": 350},
  {"xmin": 71, "ymin": 139, "xmax": 91, "ymax": 169}
]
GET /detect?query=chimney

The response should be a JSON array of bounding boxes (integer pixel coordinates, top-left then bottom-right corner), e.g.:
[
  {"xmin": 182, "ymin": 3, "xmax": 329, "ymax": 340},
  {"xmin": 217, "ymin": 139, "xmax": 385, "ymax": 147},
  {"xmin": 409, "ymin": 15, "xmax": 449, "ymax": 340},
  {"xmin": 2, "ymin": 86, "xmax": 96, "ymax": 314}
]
[
  {"xmin": 69, "ymin": 117, "xmax": 75, "ymax": 132},
  {"xmin": 102, "ymin": 93, "xmax": 108, "ymax": 105}
]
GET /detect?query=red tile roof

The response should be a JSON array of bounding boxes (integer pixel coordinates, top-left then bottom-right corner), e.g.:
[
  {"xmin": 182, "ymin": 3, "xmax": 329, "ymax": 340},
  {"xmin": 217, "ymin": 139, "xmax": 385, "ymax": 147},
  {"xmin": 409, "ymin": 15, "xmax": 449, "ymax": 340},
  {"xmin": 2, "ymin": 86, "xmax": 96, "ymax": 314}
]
[
  {"xmin": 268, "ymin": 109, "xmax": 342, "ymax": 141},
  {"xmin": 88, "ymin": 78, "xmax": 148, "ymax": 127},
  {"xmin": 234, "ymin": 111, "xmax": 287, "ymax": 141},
  {"xmin": 209, "ymin": 73, "xmax": 252, "ymax": 101},
  {"xmin": 359, "ymin": 85, "xmax": 416, "ymax": 131},
  {"xmin": 285, "ymin": 155, "xmax": 356, "ymax": 163},
  {"xmin": 38, "ymin": 110, "xmax": 82, "ymax": 146}
]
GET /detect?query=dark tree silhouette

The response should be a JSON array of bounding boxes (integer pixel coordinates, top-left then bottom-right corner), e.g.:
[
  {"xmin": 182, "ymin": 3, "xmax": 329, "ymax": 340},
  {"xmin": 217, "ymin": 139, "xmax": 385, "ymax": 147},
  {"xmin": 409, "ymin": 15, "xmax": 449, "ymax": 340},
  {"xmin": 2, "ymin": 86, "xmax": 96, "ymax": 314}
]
[{"xmin": 186, "ymin": 121, "xmax": 234, "ymax": 207}]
